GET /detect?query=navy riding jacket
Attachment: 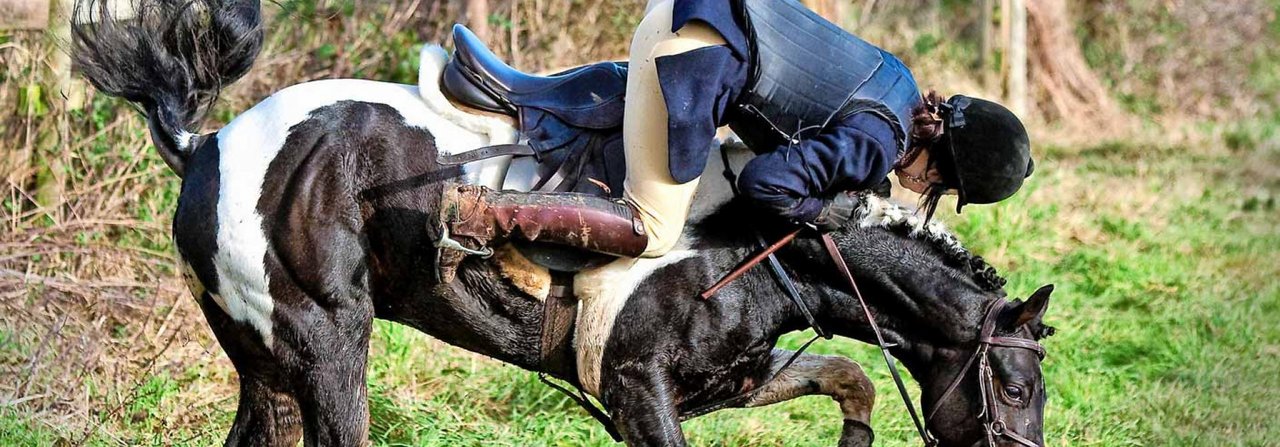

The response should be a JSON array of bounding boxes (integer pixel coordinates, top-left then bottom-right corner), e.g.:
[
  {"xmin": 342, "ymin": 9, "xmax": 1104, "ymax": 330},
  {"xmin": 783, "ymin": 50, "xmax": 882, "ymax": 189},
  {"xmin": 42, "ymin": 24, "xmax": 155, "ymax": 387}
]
[{"xmin": 663, "ymin": 0, "xmax": 903, "ymax": 222}]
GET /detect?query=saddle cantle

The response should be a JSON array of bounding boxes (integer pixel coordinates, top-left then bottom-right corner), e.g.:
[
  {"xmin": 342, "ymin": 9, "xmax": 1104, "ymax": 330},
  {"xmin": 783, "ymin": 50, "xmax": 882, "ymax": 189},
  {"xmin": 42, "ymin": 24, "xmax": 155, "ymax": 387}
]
[{"xmin": 443, "ymin": 24, "xmax": 628, "ymax": 130}]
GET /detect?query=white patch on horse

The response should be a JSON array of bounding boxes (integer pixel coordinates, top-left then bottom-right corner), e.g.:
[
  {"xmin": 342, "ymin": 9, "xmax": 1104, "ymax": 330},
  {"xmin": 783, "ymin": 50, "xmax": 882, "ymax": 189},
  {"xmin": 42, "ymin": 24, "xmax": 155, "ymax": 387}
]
[
  {"xmin": 687, "ymin": 143, "xmax": 752, "ymax": 222},
  {"xmin": 212, "ymin": 79, "xmax": 487, "ymax": 348},
  {"xmin": 180, "ymin": 260, "xmax": 209, "ymax": 300},
  {"xmin": 573, "ymin": 249, "xmax": 694, "ymax": 396},
  {"xmin": 176, "ymin": 130, "xmax": 197, "ymax": 150},
  {"xmin": 571, "ymin": 145, "xmax": 742, "ymax": 396}
]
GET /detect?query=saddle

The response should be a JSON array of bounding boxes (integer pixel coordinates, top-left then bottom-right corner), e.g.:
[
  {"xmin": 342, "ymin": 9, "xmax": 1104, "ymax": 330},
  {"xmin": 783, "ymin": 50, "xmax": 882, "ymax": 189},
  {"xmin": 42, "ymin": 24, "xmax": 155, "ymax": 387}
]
[
  {"xmin": 441, "ymin": 24, "xmax": 634, "ymax": 272},
  {"xmin": 442, "ymin": 24, "xmax": 628, "ymax": 131}
]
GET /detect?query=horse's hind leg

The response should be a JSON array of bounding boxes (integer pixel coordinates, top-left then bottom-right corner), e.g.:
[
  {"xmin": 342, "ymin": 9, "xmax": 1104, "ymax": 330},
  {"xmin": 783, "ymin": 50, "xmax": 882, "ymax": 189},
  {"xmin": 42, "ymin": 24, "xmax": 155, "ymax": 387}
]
[
  {"xmin": 197, "ymin": 294, "xmax": 303, "ymax": 447},
  {"xmin": 291, "ymin": 315, "xmax": 373, "ymax": 447},
  {"xmin": 197, "ymin": 271, "xmax": 373, "ymax": 446},
  {"xmin": 267, "ymin": 284, "xmax": 375, "ymax": 446},
  {"xmin": 743, "ymin": 350, "xmax": 876, "ymax": 447},
  {"xmin": 225, "ymin": 378, "xmax": 304, "ymax": 446}
]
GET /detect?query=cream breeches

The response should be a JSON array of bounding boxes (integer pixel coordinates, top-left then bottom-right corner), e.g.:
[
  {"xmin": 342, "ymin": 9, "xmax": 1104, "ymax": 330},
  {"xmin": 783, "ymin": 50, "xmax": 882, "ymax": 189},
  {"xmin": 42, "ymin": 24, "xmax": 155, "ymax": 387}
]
[{"xmin": 624, "ymin": 0, "xmax": 727, "ymax": 257}]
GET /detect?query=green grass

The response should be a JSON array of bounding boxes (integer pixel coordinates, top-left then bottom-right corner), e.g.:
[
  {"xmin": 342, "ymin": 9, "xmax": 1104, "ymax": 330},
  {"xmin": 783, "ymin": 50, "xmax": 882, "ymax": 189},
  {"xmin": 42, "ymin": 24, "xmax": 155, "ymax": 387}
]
[{"xmin": 3, "ymin": 134, "xmax": 1276, "ymax": 446}]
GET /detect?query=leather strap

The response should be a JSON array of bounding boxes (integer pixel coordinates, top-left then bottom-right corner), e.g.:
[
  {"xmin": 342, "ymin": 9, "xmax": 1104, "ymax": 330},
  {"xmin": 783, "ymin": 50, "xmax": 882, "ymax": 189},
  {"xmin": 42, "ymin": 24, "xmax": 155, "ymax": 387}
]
[
  {"xmin": 540, "ymin": 279, "xmax": 578, "ymax": 377},
  {"xmin": 536, "ymin": 274, "xmax": 622, "ymax": 441},
  {"xmin": 822, "ymin": 234, "xmax": 936, "ymax": 446},
  {"xmin": 924, "ymin": 300, "xmax": 1047, "ymax": 447},
  {"xmin": 700, "ymin": 229, "xmax": 801, "ymax": 299},
  {"xmin": 436, "ymin": 143, "xmax": 535, "ymax": 166},
  {"xmin": 757, "ymin": 232, "xmax": 829, "ymax": 339}
]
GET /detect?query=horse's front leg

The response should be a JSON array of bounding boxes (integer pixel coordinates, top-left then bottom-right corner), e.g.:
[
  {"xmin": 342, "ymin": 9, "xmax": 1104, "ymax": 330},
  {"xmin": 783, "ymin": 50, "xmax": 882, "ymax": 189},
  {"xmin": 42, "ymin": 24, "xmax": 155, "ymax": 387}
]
[
  {"xmin": 742, "ymin": 350, "xmax": 876, "ymax": 447},
  {"xmin": 603, "ymin": 365, "xmax": 688, "ymax": 447}
]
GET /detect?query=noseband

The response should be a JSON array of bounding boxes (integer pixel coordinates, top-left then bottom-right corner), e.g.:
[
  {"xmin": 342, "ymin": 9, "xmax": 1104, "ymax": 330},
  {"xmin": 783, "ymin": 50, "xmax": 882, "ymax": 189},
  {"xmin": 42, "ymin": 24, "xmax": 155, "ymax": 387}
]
[{"xmin": 924, "ymin": 301, "xmax": 1046, "ymax": 447}]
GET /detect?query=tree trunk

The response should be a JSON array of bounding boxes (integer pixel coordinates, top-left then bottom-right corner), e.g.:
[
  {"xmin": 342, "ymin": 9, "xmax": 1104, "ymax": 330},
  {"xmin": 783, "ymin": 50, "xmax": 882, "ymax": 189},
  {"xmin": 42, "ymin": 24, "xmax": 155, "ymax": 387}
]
[
  {"xmin": 466, "ymin": 0, "xmax": 489, "ymax": 41},
  {"xmin": 1025, "ymin": 0, "xmax": 1118, "ymax": 124},
  {"xmin": 803, "ymin": 0, "xmax": 846, "ymax": 25},
  {"xmin": 1008, "ymin": 0, "xmax": 1027, "ymax": 117}
]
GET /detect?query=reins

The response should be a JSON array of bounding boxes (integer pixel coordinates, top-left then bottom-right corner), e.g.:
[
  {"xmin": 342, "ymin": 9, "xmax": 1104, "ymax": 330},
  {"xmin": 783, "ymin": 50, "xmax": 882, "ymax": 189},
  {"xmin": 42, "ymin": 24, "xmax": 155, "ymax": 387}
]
[
  {"xmin": 704, "ymin": 147, "xmax": 934, "ymax": 444},
  {"xmin": 821, "ymin": 234, "xmax": 937, "ymax": 446},
  {"xmin": 698, "ymin": 147, "xmax": 1046, "ymax": 446}
]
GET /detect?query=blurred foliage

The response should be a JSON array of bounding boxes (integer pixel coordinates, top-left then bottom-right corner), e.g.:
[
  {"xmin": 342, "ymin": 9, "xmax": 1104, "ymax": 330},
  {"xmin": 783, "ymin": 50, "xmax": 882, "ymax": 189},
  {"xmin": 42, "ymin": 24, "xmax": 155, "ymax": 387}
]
[{"xmin": 1074, "ymin": 0, "xmax": 1280, "ymax": 118}]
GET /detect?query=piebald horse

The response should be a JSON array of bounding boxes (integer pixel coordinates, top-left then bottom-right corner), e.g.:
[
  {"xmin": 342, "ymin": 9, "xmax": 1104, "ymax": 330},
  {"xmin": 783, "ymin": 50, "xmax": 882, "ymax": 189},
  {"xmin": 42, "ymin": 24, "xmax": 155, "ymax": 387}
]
[{"xmin": 72, "ymin": 1, "xmax": 1055, "ymax": 445}]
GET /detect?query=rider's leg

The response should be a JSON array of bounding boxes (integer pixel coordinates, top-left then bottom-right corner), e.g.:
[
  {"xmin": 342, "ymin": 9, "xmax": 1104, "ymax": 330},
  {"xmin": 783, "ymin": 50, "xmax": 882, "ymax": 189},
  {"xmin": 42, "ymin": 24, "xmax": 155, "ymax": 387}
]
[
  {"xmin": 438, "ymin": 1, "xmax": 726, "ymax": 281},
  {"xmin": 623, "ymin": 0, "xmax": 727, "ymax": 257}
]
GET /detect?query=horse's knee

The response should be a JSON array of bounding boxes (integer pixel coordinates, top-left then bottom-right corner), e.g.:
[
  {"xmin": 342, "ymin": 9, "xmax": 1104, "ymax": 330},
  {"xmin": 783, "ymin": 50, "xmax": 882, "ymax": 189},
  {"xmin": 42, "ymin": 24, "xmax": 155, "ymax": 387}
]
[{"xmin": 821, "ymin": 356, "xmax": 875, "ymax": 422}]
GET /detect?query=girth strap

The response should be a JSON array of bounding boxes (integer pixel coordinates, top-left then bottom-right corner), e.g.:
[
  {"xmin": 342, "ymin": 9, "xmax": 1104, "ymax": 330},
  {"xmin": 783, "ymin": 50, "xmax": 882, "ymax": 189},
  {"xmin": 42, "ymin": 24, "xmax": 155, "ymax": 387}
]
[{"xmin": 537, "ymin": 274, "xmax": 622, "ymax": 441}]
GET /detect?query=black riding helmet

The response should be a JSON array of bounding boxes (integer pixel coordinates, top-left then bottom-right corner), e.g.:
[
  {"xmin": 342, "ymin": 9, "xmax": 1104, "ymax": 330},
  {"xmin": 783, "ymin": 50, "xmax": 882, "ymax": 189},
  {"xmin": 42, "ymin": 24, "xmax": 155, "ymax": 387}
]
[{"xmin": 937, "ymin": 95, "xmax": 1034, "ymax": 212}]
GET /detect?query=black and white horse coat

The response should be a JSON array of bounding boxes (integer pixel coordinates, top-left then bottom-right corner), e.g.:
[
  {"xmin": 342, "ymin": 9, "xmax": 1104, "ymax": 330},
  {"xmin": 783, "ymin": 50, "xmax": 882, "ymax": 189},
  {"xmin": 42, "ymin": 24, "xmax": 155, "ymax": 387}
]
[{"xmin": 73, "ymin": 3, "xmax": 1053, "ymax": 444}]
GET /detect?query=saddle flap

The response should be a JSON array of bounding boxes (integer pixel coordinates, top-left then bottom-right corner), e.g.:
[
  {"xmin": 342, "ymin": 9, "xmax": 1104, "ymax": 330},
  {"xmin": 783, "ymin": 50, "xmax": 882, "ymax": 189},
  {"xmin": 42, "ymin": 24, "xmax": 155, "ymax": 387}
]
[{"xmin": 514, "ymin": 240, "xmax": 616, "ymax": 273}]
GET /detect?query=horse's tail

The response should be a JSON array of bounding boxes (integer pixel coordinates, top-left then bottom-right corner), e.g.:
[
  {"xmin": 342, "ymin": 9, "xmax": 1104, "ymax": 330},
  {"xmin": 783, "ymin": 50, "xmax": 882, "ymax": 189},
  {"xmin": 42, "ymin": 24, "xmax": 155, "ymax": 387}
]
[{"xmin": 72, "ymin": 0, "xmax": 263, "ymax": 176}]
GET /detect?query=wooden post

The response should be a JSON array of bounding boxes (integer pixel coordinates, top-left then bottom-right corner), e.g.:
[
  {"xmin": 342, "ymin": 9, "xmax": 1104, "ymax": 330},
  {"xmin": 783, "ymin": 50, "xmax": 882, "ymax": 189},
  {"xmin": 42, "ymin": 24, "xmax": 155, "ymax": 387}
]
[
  {"xmin": 466, "ymin": 0, "xmax": 489, "ymax": 41},
  {"xmin": 1008, "ymin": 0, "xmax": 1027, "ymax": 117},
  {"xmin": 33, "ymin": 0, "xmax": 80, "ymax": 214},
  {"xmin": 978, "ymin": 0, "xmax": 993, "ymax": 71}
]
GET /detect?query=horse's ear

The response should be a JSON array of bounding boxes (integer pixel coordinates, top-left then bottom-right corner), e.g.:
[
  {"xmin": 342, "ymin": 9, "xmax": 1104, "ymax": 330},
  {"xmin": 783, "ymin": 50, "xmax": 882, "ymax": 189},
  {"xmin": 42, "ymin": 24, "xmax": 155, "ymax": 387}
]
[{"xmin": 1000, "ymin": 284, "xmax": 1053, "ymax": 330}]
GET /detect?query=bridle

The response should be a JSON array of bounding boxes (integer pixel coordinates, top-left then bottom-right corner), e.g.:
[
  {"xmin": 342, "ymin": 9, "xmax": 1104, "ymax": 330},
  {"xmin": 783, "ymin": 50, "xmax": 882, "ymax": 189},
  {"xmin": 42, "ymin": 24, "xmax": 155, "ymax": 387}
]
[
  {"xmin": 702, "ymin": 153, "xmax": 1047, "ymax": 445},
  {"xmin": 823, "ymin": 235, "xmax": 1047, "ymax": 447},
  {"xmin": 923, "ymin": 300, "xmax": 1047, "ymax": 447}
]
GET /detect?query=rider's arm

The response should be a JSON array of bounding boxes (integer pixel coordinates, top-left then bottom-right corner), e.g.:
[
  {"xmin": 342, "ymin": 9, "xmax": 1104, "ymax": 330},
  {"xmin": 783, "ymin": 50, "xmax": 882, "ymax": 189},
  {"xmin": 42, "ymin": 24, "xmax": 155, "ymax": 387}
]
[
  {"xmin": 656, "ymin": 44, "xmax": 748, "ymax": 184},
  {"xmin": 736, "ymin": 113, "xmax": 898, "ymax": 222},
  {"xmin": 658, "ymin": 0, "xmax": 750, "ymax": 184}
]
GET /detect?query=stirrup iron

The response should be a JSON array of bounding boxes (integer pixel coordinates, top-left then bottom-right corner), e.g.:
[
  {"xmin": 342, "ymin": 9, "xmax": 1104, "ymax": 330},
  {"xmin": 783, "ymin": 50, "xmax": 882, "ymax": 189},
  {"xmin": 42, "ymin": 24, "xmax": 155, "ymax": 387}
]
[{"xmin": 436, "ymin": 225, "xmax": 494, "ymax": 258}]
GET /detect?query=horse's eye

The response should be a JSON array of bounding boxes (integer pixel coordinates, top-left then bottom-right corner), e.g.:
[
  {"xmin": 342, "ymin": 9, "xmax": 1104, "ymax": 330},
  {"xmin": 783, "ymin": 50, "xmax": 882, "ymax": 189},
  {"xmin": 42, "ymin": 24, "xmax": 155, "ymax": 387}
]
[{"xmin": 1004, "ymin": 385, "xmax": 1025, "ymax": 401}]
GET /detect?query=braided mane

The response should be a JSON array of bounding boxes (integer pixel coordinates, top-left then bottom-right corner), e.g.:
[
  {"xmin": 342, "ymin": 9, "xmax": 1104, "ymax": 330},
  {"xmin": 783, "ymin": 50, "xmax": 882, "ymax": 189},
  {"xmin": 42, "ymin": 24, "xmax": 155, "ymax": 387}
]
[{"xmin": 851, "ymin": 193, "xmax": 1007, "ymax": 291}]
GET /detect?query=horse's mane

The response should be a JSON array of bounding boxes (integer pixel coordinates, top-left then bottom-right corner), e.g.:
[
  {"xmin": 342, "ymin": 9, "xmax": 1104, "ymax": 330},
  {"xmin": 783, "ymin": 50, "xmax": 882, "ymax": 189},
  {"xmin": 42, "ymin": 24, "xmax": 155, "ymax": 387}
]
[{"xmin": 849, "ymin": 193, "xmax": 1007, "ymax": 291}]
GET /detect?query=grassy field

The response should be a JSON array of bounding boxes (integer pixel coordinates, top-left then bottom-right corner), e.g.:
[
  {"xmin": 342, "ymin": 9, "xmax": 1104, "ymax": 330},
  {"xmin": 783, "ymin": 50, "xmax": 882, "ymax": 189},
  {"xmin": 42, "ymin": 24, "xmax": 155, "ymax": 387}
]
[
  {"xmin": 4, "ymin": 121, "xmax": 1276, "ymax": 446},
  {"xmin": 3, "ymin": 1, "xmax": 1279, "ymax": 446}
]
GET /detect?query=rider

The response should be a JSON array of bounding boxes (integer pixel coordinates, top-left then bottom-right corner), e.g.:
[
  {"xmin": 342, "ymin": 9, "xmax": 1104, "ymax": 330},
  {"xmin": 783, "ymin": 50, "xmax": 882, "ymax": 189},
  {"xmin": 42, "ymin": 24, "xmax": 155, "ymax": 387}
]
[{"xmin": 438, "ymin": 0, "xmax": 1034, "ymax": 280}]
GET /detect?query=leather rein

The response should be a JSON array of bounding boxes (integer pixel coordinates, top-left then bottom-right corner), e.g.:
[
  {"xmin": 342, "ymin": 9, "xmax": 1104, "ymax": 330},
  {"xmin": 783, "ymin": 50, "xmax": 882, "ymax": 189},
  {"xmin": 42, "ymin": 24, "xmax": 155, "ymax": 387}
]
[
  {"xmin": 825, "ymin": 234, "xmax": 1047, "ymax": 447},
  {"xmin": 699, "ymin": 229, "xmax": 1046, "ymax": 447}
]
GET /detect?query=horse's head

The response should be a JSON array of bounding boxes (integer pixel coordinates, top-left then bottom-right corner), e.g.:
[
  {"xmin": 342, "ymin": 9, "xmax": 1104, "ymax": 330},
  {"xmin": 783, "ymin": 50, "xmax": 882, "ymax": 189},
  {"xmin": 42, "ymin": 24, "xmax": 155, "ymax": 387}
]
[
  {"xmin": 921, "ymin": 284, "xmax": 1056, "ymax": 447},
  {"xmin": 810, "ymin": 193, "xmax": 1057, "ymax": 446}
]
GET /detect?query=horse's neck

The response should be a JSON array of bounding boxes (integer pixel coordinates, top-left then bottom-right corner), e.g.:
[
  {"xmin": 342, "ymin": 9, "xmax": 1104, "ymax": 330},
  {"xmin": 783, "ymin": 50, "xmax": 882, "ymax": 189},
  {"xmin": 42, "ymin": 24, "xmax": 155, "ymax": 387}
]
[{"xmin": 746, "ymin": 226, "xmax": 996, "ymax": 370}]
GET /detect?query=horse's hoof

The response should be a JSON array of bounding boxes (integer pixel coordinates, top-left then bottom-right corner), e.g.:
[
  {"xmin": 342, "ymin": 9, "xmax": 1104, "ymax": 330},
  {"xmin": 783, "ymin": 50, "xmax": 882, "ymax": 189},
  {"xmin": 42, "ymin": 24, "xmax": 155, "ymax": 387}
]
[{"xmin": 838, "ymin": 419, "xmax": 874, "ymax": 447}]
